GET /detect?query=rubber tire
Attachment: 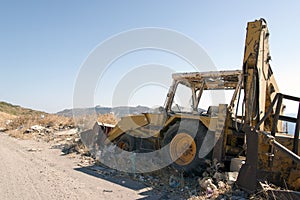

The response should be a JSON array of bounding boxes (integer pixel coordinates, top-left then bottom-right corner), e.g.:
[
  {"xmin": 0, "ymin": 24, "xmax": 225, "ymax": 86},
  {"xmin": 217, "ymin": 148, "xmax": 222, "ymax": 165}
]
[
  {"xmin": 162, "ymin": 120, "xmax": 210, "ymax": 174},
  {"xmin": 116, "ymin": 133, "xmax": 136, "ymax": 152}
]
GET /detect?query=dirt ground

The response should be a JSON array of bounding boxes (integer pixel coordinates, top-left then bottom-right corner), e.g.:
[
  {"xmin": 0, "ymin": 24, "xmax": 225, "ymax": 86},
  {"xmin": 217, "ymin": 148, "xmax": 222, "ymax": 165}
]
[{"xmin": 0, "ymin": 132, "xmax": 165, "ymax": 200}]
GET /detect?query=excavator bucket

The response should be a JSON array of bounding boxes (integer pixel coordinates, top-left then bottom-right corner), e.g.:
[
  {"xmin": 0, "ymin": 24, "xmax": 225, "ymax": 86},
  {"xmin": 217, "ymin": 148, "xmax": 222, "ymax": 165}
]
[{"xmin": 79, "ymin": 122, "xmax": 114, "ymax": 156}]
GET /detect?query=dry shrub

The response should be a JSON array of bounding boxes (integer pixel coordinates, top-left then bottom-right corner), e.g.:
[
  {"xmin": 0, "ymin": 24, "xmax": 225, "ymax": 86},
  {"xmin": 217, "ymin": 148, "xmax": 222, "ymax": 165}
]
[
  {"xmin": 73, "ymin": 113, "xmax": 117, "ymax": 131},
  {"xmin": 6, "ymin": 114, "xmax": 37, "ymax": 130},
  {"xmin": 0, "ymin": 111, "xmax": 16, "ymax": 127},
  {"xmin": 6, "ymin": 112, "xmax": 117, "ymax": 133},
  {"xmin": 39, "ymin": 114, "xmax": 75, "ymax": 129},
  {"xmin": 97, "ymin": 113, "xmax": 118, "ymax": 125},
  {"xmin": 6, "ymin": 114, "xmax": 75, "ymax": 131}
]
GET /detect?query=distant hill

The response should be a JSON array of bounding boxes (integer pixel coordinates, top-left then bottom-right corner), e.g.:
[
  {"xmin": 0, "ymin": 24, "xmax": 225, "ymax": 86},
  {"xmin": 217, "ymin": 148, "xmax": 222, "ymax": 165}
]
[
  {"xmin": 56, "ymin": 105, "xmax": 152, "ymax": 118},
  {"xmin": 0, "ymin": 101, "xmax": 45, "ymax": 116},
  {"xmin": 0, "ymin": 101, "xmax": 46, "ymax": 128}
]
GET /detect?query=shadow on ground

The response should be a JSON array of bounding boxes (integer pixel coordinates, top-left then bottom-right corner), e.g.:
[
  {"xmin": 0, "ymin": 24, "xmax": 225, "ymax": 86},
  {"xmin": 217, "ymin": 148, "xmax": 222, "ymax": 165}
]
[{"xmin": 74, "ymin": 165, "xmax": 181, "ymax": 200}]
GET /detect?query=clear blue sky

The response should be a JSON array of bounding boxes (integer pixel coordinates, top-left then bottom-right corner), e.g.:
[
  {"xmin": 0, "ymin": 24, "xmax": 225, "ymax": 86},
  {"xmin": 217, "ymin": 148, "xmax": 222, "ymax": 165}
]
[{"xmin": 1, "ymin": 1, "xmax": 300, "ymax": 113}]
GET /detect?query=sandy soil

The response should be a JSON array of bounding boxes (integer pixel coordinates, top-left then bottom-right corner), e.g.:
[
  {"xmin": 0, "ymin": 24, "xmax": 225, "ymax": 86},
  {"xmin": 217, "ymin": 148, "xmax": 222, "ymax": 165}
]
[{"xmin": 0, "ymin": 132, "xmax": 157, "ymax": 200}]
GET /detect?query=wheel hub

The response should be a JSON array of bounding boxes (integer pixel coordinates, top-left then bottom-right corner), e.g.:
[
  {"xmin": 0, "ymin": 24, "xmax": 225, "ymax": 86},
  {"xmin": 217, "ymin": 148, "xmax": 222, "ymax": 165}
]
[{"xmin": 169, "ymin": 133, "xmax": 196, "ymax": 166}]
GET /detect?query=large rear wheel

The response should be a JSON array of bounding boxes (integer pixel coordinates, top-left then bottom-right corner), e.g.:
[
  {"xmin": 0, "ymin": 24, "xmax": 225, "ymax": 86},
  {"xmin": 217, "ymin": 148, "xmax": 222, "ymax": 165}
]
[
  {"xmin": 170, "ymin": 133, "xmax": 197, "ymax": 166},
  {"xmin": 162, "ymin": 120, "xmax": 211, "ymax": 174}
]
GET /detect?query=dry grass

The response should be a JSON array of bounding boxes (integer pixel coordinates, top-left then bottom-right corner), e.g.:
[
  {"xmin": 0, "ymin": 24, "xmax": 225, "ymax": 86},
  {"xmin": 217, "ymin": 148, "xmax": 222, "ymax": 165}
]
[
  {"xmin": 0, "ymin": 111, "xmax": 17, "ymax": 127},
  {"xmin": 0, "ymin": 101, "xmax": 44, "ymax": 116},
  {"xmin": 1, "ymin": 100, "xmax": 118, "ymax": 131},
  {"xmin": 97, "ymin": 113, "xmax": 118, "ymax": 125},
  {"xmin": 6, "ymin": 113, "xmax": 117, "ymax": 132},
  {"xmin": 6, "ymin": 114, "xmax": 75, "ymax": 131},
  {"xmin": 4, "ymin": 111, "xmax": 118, "ymax": 141},
  {"xmin": 39, "ymin": 114, "xmax": 75, "ymax": 129},
  {"xmin": 6, "ymin": 114, "xmax": 73, "ymax": 140},
  {"xmin": 73, "ymin": 113, "xmax": 118, "ymax": 131}
]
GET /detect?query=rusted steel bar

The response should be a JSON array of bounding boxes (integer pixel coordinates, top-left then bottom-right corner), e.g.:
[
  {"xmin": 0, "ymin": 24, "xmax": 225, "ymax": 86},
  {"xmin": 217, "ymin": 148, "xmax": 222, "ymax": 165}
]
[
  {"xmin": 261, "ymin": 131, "xmax": 300, "ymax": 164},
  {"xmin": 293, "ymin": 103, "xmax": 300, "ymax": 154}
]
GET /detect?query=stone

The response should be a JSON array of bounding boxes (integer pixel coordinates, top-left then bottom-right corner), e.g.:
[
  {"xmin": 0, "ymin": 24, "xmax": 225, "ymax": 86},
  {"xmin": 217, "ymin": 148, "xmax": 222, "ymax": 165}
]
[
  {"xmin": 169, "ymin": 175, "xmax": 180, "ymax": 188},
  {"xmin": 199, "ymin": 177, "xmax": 217, "ymax": 190},
  {"xmin": 214, "ymin": 172, "xmax": 226, "ymax": 182},
  {"xmin": 31, "ymin": 125, "xmax": 45, "ymax": 132},
  {"xmin": 218, "ymin": 181, "xmax": 226, "ymax": 189},
  {"xmin": 226, "ymin": 172, "xmax": 239, "ymax": 185},
  {"xmin": 0, "ymin": 127, "xmax": 8, "ymax": 132}
]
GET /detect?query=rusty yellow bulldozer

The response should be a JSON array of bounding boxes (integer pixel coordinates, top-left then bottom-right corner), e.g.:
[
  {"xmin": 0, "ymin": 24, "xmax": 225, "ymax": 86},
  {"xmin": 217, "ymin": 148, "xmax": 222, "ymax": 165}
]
[{"xmin": 80, "ymin": 19, "xmax": 300, "ymax": 193}]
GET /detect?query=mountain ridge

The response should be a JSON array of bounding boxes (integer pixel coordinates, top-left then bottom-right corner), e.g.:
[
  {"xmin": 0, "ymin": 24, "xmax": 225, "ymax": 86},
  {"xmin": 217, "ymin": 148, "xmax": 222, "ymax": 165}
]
[{"xmin": 56, "ymin": 105, "xmax": 152, "ymax": 118}]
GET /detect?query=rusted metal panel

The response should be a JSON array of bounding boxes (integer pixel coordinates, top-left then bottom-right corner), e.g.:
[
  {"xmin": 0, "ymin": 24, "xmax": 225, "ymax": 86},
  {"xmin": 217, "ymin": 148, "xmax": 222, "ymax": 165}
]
[
  {"xmin": 143, "ymin": 113, "xmax": 167, "ymax": 126},
  {"xmin": 212, "ymin": 104, "xmax": 228, "ymax": 162},
  {"xmin": 106, "ymin": 115, "xmax": 149, "ymax": 143},
  {"xmin": 162, "ymin": 114, "xmax": 218, "ymax": 132},
  {"xmin": 172, "ymin": 70, "xmax": 242, "ymax": 90},
  {"xmin": 172, "ymin": 70, "xmax": 242, "ymax": 80},
  {"xmin": 236, "ymin": 127, "xmax": 259, "ymax": 193}
]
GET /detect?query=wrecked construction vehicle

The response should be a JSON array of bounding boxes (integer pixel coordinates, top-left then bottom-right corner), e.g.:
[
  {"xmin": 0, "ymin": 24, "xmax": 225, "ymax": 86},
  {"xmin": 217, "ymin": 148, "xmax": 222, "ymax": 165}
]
[{"xmin": 80, "ymin": 19, "xmax": 299, "ymax": 191}]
